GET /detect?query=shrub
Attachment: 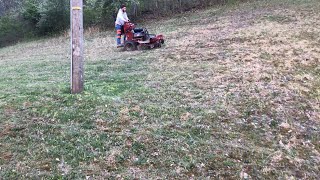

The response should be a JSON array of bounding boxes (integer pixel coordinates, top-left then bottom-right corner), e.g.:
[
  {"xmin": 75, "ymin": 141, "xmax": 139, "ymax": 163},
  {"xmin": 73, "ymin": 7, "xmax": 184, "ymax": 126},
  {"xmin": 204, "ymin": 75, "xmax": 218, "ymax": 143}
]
[
  {"xmin": 0, "ymin": 15, "xmax": 24, "ymax": 47},
  {"xmin": 36, "ymin": 0, "xmax": 70, "ymax": 35},
  {"xmin": 22, "ymin": 0, "xmax": 41, "ymax": 26}
]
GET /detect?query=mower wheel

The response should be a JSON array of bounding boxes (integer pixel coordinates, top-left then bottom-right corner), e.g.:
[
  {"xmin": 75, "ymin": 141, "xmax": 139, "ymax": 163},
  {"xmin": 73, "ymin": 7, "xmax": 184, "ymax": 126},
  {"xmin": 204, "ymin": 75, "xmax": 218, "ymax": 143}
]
[
  {"xmin": 153, "ymin": 42, "xmax": 160, "ymax": 49},
  {"xmin": 124, "ymin": 41, "xmax": 137, "ymax": 51},
  {"xmin": 137, "ymin": 44, "xmax": 149, "ymax": 51}
]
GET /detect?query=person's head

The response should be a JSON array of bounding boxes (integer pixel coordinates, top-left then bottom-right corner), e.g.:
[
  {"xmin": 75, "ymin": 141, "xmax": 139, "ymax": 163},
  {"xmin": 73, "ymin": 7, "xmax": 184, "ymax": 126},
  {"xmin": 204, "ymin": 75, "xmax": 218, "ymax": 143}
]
[{"xmin": 121, "ymin": 4, "xmax": 126, "ymax": 12}]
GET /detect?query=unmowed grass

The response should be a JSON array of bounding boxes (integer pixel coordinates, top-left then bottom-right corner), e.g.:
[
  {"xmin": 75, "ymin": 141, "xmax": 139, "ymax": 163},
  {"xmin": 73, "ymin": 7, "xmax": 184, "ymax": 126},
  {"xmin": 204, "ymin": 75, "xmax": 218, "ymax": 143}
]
[{"xmin": 1, "ymin": 0, "xmax": 320, "ymax": 179}]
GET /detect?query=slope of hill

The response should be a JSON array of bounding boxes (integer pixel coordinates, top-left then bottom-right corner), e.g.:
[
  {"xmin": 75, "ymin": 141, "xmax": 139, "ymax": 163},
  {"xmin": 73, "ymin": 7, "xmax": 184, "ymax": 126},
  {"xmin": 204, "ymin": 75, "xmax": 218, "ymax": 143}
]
[{"xmin": 0, "ymin": 0, "xmax": 319, "ymax": 178}]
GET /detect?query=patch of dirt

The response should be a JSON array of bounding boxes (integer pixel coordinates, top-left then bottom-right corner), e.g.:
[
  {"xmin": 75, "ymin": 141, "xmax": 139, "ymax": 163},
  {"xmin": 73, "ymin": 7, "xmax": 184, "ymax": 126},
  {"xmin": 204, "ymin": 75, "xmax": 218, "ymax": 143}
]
[
  {"xmin": 0, "ymin": 124, "xmax": 13, "ymax": 138},
  {"xmin": 0, "ymin": 151, "xmax": 13, "ymax": 161}
]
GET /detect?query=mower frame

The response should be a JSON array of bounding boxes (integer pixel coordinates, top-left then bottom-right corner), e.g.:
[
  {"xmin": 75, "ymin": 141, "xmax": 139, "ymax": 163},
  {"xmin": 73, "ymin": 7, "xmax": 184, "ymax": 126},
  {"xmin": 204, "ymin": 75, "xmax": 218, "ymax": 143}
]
[{"xmin": 122, "ymin": 22, "xmax": 165, "ymax": 51}]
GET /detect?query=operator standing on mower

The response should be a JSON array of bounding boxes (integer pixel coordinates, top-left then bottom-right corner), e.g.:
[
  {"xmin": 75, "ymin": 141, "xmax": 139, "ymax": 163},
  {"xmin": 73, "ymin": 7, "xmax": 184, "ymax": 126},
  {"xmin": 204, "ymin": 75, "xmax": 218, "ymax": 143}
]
[{"xmin": 115, "ymin": 4, "xmax": 130, "ymax": 47}]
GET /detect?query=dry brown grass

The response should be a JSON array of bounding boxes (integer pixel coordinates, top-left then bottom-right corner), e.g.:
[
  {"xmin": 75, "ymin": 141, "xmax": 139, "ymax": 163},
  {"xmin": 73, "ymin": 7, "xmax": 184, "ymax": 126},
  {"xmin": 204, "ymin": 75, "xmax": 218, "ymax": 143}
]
[
  {"xmin": 0, "ymin": 0, "xmax": 319, "ymax": 179},
  {"xmin": 140, "ymin": 0, "xmax": 320, "ymax": 178}
]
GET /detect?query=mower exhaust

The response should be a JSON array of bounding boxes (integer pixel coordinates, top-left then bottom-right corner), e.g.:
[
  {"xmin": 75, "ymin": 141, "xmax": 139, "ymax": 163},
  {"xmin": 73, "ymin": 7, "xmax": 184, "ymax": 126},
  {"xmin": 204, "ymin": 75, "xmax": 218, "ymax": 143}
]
[{"xmin": 122, "ymin": 22, "xmax": 165, "ymax": 51}]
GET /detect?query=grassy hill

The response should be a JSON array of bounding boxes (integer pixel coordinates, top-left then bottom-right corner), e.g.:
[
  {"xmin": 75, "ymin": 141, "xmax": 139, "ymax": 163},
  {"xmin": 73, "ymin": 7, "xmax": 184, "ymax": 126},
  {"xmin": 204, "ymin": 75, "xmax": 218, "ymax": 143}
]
[{"xmin": 0, "ymin": 0, "xmax": 319, "ymax": 179}]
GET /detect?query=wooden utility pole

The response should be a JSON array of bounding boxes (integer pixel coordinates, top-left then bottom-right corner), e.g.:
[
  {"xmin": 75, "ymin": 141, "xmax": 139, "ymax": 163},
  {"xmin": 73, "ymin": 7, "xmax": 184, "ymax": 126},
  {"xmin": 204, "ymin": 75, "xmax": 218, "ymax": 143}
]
[{"xmin": 70, "ymin": 0, "xmax": 84, "ymax": 94}]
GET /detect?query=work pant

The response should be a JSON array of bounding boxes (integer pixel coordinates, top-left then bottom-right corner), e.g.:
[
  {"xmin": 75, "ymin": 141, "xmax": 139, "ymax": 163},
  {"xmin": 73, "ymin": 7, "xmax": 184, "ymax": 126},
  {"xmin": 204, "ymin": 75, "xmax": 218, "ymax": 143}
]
[{"xmin": 115, "ymin": 24, "xmax": 126, "ymax": 45}]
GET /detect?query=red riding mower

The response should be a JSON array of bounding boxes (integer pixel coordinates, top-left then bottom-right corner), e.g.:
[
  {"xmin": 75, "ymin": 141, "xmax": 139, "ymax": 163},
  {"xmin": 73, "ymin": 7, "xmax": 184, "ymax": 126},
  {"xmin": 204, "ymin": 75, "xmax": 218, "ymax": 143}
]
[{"xmin": 122, "ymin": 22, "xmax": 165, "ymax": 51}]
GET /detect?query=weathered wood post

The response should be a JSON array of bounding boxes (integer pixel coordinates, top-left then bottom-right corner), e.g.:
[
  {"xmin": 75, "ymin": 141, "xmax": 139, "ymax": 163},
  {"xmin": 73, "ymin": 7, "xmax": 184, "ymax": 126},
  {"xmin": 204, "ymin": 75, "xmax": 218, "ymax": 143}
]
[{"xmin": 70, "ymin": 0, "xmax": 84, "ymax": 94}]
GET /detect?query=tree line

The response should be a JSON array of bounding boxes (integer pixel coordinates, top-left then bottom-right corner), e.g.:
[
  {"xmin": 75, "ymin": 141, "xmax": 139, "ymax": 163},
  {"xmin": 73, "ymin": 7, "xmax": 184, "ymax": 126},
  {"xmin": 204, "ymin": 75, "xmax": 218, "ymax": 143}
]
[{"xmin": 0, "ymin": 0, "xmax": 239, "ymax": 47}]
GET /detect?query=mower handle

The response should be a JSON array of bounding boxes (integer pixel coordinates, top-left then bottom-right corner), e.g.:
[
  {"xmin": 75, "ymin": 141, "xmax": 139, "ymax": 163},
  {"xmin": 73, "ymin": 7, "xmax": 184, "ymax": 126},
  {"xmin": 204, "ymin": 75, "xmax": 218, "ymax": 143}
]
[{"xmin": 124, "ymin": 22, "xmax": 135, "ymax": 25}]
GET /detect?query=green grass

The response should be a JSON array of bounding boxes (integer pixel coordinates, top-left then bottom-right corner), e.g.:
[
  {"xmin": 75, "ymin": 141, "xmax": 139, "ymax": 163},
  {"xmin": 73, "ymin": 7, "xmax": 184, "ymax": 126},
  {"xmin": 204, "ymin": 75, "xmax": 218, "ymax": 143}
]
[{"xmin": 1, "ymin": 0, "xmax": 320, "ymax": 179}]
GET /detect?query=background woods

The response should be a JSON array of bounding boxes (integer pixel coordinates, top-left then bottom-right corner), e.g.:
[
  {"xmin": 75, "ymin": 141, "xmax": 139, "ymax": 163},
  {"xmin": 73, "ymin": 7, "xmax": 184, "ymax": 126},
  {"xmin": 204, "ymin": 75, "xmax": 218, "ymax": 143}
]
[{"xmin": 0, "ymin": 0, "xmax": 241, "ymax": 47}]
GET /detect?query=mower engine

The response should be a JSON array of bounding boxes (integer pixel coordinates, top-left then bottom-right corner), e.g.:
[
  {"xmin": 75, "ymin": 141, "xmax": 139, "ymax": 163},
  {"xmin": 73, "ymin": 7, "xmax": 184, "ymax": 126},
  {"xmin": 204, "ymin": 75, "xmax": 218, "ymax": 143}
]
[{"xmin": 123, "ymin": 22, "xmax": 165, "ymax": 51}]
